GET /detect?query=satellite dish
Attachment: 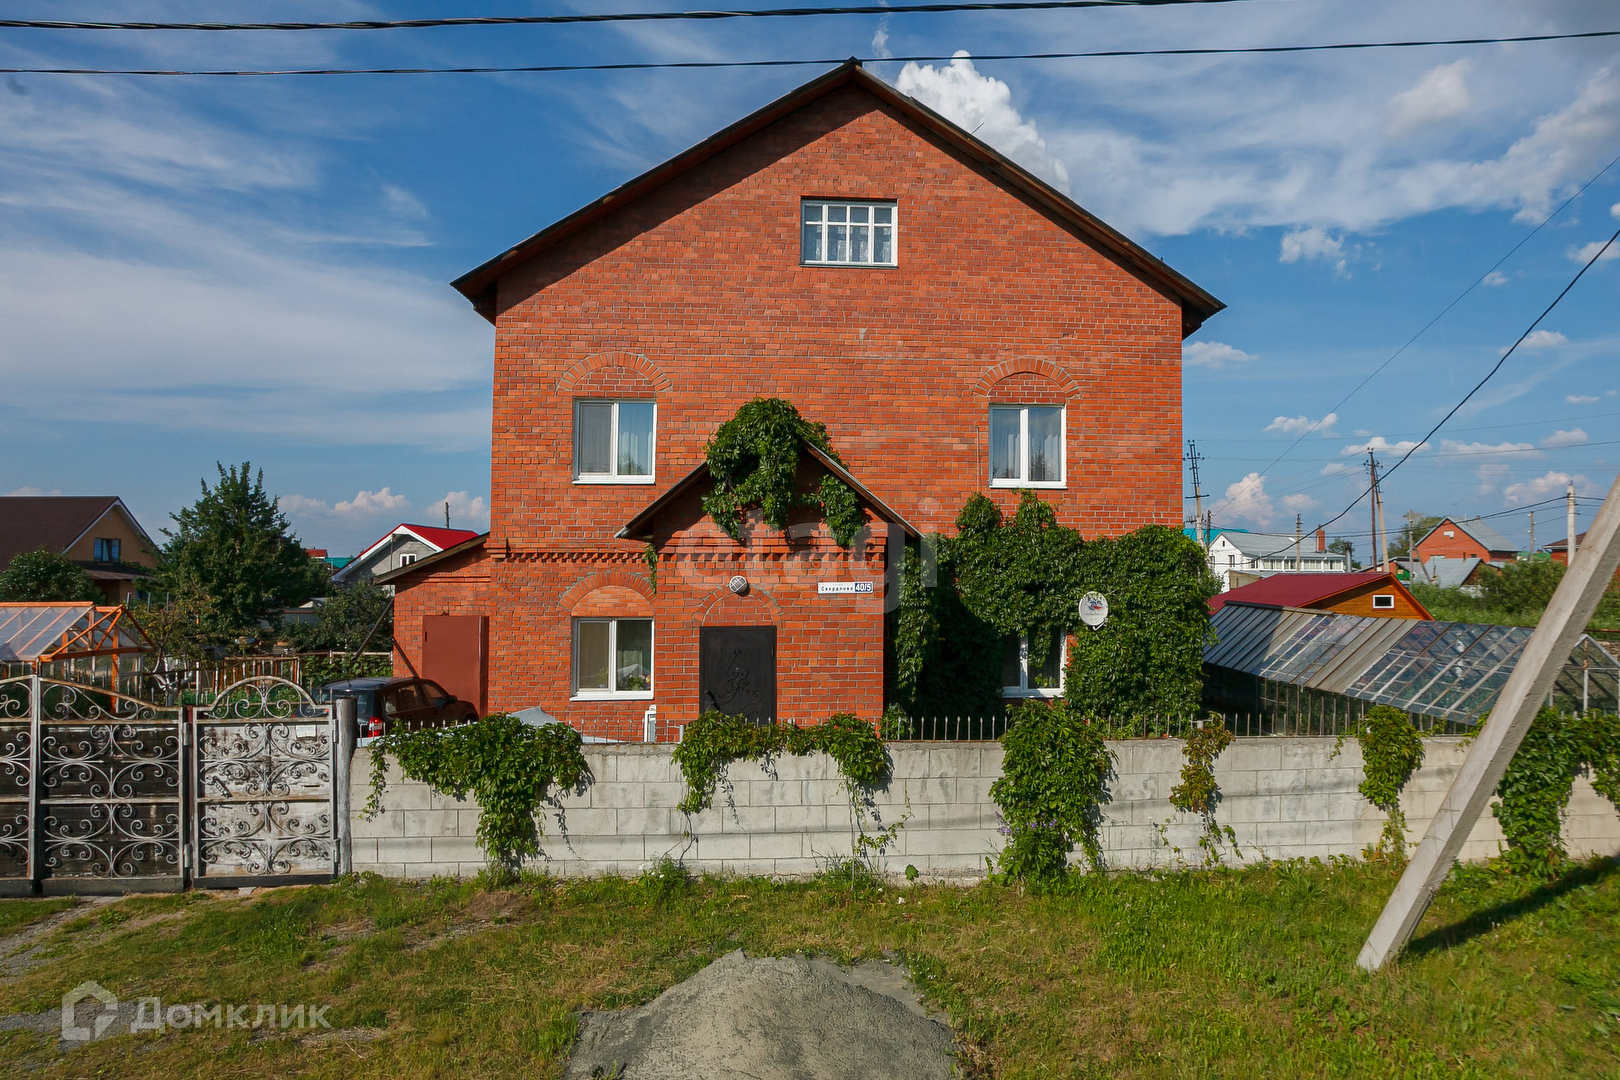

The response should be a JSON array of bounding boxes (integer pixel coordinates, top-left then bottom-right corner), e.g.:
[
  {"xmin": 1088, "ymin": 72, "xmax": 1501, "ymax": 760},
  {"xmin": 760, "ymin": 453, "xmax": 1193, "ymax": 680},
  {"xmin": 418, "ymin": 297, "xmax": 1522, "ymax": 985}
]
[{"xmin": 1079, "ymin": 591, "xmax": 1109, "ymax": 628}]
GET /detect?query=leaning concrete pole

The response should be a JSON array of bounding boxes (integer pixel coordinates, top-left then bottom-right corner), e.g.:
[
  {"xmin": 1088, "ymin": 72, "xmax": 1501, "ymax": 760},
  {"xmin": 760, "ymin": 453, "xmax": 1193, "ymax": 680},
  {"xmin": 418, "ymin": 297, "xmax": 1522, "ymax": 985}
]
[{"xmin": 1358, "ymin": 467, "xmax": 1620, "ymax": 972}]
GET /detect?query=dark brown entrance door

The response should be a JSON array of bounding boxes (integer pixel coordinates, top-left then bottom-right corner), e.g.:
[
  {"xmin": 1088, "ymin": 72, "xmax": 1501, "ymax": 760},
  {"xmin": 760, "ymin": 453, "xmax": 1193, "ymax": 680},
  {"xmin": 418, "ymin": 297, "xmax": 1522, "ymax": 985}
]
[{"xmin": 699, "ymin": 626, "xmax": 777, "ymax": 721}]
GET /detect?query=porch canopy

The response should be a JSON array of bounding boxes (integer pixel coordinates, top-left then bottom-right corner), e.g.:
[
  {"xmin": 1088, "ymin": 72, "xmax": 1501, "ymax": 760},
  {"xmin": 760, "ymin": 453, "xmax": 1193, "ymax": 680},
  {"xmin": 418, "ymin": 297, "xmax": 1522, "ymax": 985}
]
[{"xmin": 0, "ymin": 602, "xmax": 153, "ymax": 665}]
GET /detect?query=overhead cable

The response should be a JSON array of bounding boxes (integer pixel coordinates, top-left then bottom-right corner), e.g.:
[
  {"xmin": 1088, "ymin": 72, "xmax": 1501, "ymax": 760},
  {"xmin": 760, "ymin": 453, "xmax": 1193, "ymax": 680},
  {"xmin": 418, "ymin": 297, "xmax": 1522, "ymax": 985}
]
[
  {"xmin": 0, "ymin": 1, "xmax": 1267, "ymax": 32},
  {"xmin": 4, "ymin": 29, "xmax": 1620, "ymax": 75}
]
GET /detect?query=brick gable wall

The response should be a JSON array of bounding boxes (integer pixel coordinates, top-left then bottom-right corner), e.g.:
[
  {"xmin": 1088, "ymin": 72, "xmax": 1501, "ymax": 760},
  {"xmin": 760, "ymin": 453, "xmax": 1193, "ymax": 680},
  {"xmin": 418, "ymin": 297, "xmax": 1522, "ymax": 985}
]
[{"xmin": 395, "ymin": 81, "xmax": 1196, "ymax": 737}]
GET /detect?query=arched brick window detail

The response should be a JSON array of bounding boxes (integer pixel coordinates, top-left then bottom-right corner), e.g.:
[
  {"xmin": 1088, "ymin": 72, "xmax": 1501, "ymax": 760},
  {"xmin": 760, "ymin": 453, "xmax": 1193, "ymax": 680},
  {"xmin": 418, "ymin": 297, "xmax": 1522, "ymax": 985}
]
[
  {"xmin": 698, "ymin": 586, "xmax": 781, "ymax": 627},
  {"xmin": 561, "ymin": 572, "xmax": 654, "ymax": 616},
  {"xmin": 557, "ymin": 351, "xmax": 673, "ymax": 395},
  {"xmin": 972, "ymin": 359, "xmax": 1078, "ymax": 400}
]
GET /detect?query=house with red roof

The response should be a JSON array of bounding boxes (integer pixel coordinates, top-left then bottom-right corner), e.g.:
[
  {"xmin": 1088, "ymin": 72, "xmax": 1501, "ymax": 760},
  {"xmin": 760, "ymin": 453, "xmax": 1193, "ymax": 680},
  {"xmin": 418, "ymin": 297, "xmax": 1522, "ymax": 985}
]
[
  {"xmin": 330, "ymin": 523, "xmax": 482, "ymax": 587},
  {"xmin": 1208, "ymin": 570, "xmax": 1430, "ymax": 620}
]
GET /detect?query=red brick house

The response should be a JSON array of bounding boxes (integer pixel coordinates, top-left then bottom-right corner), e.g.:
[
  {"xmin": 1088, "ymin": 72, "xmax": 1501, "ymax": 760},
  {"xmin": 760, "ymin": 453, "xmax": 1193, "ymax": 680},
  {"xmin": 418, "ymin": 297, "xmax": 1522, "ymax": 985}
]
[
  {"xmin": 382, "ymin": 62, "xmax": 1222, "ymax": 740},
  {"xmin": 1410, "ymin": 516, "xmax": 1519, "ymax": 566}
]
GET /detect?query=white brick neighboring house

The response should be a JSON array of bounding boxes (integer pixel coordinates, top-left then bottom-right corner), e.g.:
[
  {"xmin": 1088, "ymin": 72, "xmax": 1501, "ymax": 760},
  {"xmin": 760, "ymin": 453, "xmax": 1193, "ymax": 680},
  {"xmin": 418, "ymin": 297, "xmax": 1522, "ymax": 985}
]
[{"xmin": 1207, "ymin": 529, "xmax": 1349, "ymax": 591}]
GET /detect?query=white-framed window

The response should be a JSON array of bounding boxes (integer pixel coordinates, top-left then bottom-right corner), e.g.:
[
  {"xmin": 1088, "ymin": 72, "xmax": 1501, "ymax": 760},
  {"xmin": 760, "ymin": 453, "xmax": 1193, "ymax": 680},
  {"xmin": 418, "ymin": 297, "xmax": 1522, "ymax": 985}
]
[
  {"xmin": 1372, "ymin": 594, "xmax": 1395, "ymax": 610},
  {"xmin": 989, "ymin": 405, "xmax": 1065, "ymax": 487},
  {"xmin": 572, "ymin": 618, "xmax": 654, "ymax": 699},
  {"xmin": 801, "ymin": 200, "xmax": 897, "ymax": 266},
  {"xmin": 574, "ymin": 399, "xmax": 656, "ymax": 483},
  {"xmin": 398, "ymin": 553, "xmax": 418, "ymax": 568},
  {"xmin": 1001, "ymin": 632, "xmax": 1065, "ymax": 698}
]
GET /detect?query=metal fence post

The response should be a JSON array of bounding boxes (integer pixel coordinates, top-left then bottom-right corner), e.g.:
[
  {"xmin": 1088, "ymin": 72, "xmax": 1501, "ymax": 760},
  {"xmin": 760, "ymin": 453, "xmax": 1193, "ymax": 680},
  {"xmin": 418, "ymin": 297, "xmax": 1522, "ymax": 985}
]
[
  {"xmin": 27, "ymin": 672, "xmax": 39, "ymax": 889},
  {"xmin": 334, "ymin": 696, "xmax": 356, "ymax": 876}
]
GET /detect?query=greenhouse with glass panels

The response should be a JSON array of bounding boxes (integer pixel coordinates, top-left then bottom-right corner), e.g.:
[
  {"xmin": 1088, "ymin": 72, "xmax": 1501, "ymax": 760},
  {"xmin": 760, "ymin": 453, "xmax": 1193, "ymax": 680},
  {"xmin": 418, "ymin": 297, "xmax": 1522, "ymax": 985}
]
[{"xmin": 1202, "ymin": 602, "xmax": 1620, "ymax": 732}]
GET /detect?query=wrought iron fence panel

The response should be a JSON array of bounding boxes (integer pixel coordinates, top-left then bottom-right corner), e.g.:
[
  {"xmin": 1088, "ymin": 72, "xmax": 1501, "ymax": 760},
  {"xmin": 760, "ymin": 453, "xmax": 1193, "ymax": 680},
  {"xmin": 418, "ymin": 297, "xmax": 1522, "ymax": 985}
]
[
  {"xmin": 0, "ymin": 676, "xmax": 33, "ymax": 882},
  {"xmin": 193, "ymin": 677, "xmax": 336, "ymax": 881},
  {"xmin": 33, "ymin": 679, "xmax": 183, "ymax": 883}
]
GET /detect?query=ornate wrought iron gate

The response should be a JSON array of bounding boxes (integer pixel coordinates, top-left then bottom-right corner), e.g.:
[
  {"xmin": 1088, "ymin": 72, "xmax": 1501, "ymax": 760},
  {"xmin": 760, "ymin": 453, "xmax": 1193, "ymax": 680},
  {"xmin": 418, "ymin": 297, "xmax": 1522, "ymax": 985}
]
[
  {"xmin": 192, "ymin": 677, "xmax": 337, "ymax": 886},
  {"xmin": 0, "ymin": 674, "xmax": 338, "ymax": 894}
]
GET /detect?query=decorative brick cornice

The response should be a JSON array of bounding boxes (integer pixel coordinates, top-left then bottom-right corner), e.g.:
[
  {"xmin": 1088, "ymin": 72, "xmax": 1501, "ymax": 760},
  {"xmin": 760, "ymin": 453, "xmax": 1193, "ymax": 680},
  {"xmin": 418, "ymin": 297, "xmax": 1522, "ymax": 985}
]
[
  {"xmin": 972, "ymin": 359, "xmax": 1079, "ymax": 398},
  {"xmin": 557, "ymin": 351, "xmax": 673, "ymax": 394}
]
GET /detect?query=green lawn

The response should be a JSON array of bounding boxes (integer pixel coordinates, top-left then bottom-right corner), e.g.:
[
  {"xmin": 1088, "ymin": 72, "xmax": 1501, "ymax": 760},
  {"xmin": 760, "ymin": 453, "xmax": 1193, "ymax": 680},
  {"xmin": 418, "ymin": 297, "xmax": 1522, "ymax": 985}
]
[{"xmin": 1, "ymin": 858, "xmax": 1616, "ymax": 1078}]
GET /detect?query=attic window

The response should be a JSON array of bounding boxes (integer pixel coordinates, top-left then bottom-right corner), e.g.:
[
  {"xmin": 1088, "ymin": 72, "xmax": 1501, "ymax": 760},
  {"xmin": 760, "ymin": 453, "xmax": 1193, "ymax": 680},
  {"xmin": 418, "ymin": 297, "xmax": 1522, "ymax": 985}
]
[
  {"xmin": 1372, "ymin": 594, "xmax": 1395, "ymax": 610},
  {"xmin": 801, "ymin": 201, "xmax": 896, "ymax": 266}
]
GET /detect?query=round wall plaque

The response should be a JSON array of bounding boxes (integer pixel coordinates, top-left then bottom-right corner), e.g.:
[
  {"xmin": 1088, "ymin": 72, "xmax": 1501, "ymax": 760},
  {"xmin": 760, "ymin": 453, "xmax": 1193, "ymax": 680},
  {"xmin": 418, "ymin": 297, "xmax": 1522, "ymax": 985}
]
[
  {"xmin": 1079, "ymin": 591, "xmax": 1109, "ymax": 628},
  {"xmin": 728, "ymin": 575, "xmax": 749, "ymax": 595}
]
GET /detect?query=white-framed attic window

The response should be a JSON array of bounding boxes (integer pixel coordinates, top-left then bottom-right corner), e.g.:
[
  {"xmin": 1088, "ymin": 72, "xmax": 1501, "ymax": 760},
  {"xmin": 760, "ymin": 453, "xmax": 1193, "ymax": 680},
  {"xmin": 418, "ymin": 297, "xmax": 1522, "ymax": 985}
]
[{"xmin": 801, "ymin": 200, "xmax": 897, "ymax": 266}]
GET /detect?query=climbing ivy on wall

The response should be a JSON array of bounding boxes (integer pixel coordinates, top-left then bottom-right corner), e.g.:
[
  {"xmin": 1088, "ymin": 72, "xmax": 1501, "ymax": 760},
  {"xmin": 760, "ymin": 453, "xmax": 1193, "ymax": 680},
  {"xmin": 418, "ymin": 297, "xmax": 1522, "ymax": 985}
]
[
  {"xmin": 364, "ymin": 714, "xmax": 590, "ymax": 873},
  {"xmin": 1169, "ymin": 719, "xmax": 1238, "ymax": 864},
  {"xmin": 701, "ymin": 398, "xmax": 866, "ymax": 547},
  {"xmin": 1335, "ymin": 705, "xmax": 1424, "ymax": 859},
  {"xmin": 891, "ymin": 491, "xmax": 1219, "ymax": 720},
  {"xmin": 989, "ymin": 698, "xmax": 1114, "ymax": 878},
  {"xmin": 1492, "ymin": 707, "xmax": 1620, "ymax": 874},
  {"xmin": 671, "ymin": 710, "xmax": 888, "ymax": 815}
]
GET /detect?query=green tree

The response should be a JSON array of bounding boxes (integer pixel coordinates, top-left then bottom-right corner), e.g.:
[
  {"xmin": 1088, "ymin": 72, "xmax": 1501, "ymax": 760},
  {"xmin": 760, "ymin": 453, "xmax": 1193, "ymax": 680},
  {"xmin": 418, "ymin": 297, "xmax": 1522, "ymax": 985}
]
[
  {"xmin": 156, "ymin": 463, "xmax": 328, "ymax": 640},
  {"xmin": 1478, "ymin": 557, "xmax": 1565, "ymax": 614},
  {"xmin": 283, "ymin": 580, "xmax": 393, "ymax": 653},
  {"xmin": 1389, "ymin": 512, "xmax": 1444, "ymax": 560},
  {"xmin": 1327, "ymin": 537, "xmax": 1359, "ymax": 570},
  {"xmin": 0, "ymin": 547, "xmax": 102, "ymax": 602}
]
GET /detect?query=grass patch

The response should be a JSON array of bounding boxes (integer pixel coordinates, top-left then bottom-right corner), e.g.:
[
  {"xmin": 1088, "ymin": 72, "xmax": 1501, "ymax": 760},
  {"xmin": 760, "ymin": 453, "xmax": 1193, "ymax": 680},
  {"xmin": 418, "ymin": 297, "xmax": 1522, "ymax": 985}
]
[
  {"xmin": 0, "ymin": 897, "xmax": 75, "ymax": 938},
  {"xmin": 0, "ymin": 859, "xmax": 1615, "ymax": 1078}
]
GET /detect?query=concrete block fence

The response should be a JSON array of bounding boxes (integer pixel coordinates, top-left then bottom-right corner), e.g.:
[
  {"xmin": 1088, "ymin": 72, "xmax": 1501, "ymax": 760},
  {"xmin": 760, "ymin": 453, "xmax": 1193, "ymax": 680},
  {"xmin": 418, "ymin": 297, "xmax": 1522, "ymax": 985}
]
[{"xmin": 349, "ymin": 738, "xmax": 1620, "ymax": 880}]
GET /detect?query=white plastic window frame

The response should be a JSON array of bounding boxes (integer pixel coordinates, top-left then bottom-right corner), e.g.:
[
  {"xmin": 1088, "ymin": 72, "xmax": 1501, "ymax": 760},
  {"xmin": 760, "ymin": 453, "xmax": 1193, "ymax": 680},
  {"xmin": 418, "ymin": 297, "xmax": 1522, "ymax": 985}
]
[
  {"xmin": 988, "ymin": 405, "xmax": 1067, "ymax": 489},
  {"xmin": 800, "ymin": 199, "xmax": 898, "ymax": 267},
  {"xmin": 1002, "ymin": 632, "xmax": 1066, "ymax": 699},
  {"xmin": 398, "ymin": 553, "xmax": 418, "ymax": 568},
  {"xmin": 573, "ymin": 399, "xmax": 658, "ymax": 485},
  {"xmin": 1372, "ymin": 594, "xmax": 1396, "ymax": 610},
  {"xmin": 571, "ymin": 617, "xmax": 655, "ymax": 701}
]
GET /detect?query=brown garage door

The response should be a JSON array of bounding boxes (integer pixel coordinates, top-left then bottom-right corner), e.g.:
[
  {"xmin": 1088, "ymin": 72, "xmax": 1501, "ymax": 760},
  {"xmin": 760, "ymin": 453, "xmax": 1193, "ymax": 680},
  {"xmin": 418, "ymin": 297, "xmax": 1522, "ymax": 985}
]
[{"xmin": 422, "ymin": 615, "xmax": 488, "ymax": 717}]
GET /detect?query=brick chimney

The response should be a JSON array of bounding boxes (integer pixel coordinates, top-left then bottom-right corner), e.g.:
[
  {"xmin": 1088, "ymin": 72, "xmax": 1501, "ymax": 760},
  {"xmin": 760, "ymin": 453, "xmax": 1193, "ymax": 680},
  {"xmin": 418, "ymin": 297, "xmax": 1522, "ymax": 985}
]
[{"xmin": 1316, "ymin": 528, "xmax": 1326, "ymax": 553}]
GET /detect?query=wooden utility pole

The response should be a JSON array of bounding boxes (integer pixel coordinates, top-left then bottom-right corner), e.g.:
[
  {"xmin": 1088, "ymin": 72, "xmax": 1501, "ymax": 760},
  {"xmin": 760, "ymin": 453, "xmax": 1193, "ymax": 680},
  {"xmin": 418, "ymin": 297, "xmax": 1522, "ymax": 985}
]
[
  {"xmin": 1294, "ymin": 514, "xmax": 1303, "ymax": 571},
  {"xmin": 1367, "ymin": 451, "xmax": 1380, "ymax": 571},
  {"xmin": 1529, "ymin": 510, "xmax": 1535, "ymax": 557},
  {"xmin": 1358, "ymin": 467, "xmax": 1620, "ymax": 971},
  {"xmin": 1568, "ymin": 483, "xmax": 1578, "ymax": 569}
]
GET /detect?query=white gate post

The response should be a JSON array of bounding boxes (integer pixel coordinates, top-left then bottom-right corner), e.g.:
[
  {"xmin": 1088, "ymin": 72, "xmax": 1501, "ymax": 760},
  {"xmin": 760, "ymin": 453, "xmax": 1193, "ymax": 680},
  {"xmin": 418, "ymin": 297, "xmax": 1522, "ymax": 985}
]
[
  {"xmin": 27, "ymin": 672, "xmax": 40, "ymax": 887},
  {"xmin": 334, "ymin": 696, "xmax": 356, "ymax": 876},
  {"xmin": 1358, "ymin": 467, "xmax": 1620, "ymax": 971}
]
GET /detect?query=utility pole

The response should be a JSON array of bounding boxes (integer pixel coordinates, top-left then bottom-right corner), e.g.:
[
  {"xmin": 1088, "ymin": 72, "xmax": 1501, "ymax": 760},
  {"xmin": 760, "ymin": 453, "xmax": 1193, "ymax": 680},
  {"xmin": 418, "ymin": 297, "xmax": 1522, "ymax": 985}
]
[
  {"xmin": 1367, "ymin": 451, "xmax": 1384, "ymax": 572},
  {"xmin": 1185, "ymin": 440, "xmax": 1205, "ymax": 545},
  {"xmin": 445, "ymin": 501, "xmax": 451, "ymax": 530},
  {"xmin": 1529, "ymin": 510, "xmax": 1535, "ymax": 557},
  {"xmin": 1294, "ymin": 514, "xmax": 1303, "ymax": 572},
  {"xmin": 1568, "ymin": 483, "xmax": 1578, "ymax": 569}
]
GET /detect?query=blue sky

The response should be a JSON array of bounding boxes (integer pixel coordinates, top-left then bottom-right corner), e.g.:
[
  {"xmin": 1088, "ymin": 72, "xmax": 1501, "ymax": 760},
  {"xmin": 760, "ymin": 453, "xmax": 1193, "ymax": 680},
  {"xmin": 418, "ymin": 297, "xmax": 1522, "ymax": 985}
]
[{"xmin": 1, "ymin": 0, "xmax": 1617, "ymax": 561}]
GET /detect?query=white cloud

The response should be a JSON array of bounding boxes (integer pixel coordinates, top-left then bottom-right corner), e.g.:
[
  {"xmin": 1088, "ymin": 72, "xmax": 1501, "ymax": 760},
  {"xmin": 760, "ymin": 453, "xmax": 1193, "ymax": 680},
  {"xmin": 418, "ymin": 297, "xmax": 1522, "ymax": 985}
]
[
  {"xmin": 1265, "ymin": 412, "xmax": 1338, "ymax": 437},
  {"xmin": 1483, "ymin": 270, "xmax": 1510, "ymax": 286},
  {"xmin": 1385, "ymin": 59, "xmax": 1474, "ymax": 138},
  {"xmin": 1439, "ymin": 439, "xmax": 1536, "ymax": 458},
  {"xmin": 1474, "ymin": 463, "xmax": 1512, "ymax": 497},
  {"xmin": 1503, "ymin": 470, "xmax": 1596, "ymax": 506},
  {"xmin": 1569, "ymin": 239, "xmax": 1620, "ymax": 264},
  {"xmin": 1320, "ymin": 462, "xmax": 1356, "ymax": 477},
  {"xmin": 333, "ymin": 488, "xmax": 409, "ymax": 516},
  {"xmin": 4, "ymin": 486, "xmax": 62, "ymax": 496},
  {"xmin": 1340, "ymin": 436, "xmax": 1429, "ymax": 457},
  {"xmin": 896, "ymin": 52, "xmax": 1072, "ymax": 193},
  {"xmin": 279, "ymin": 494, "xmax": 332, "ymax": 516},
  {"xmin": 1542, "ymin": 427, "xmax": 1589, "ymax": 448},
  {"xmin": 1221, "ymin": 472, "xmax": 1275, "ymax": 529},
  {"xmin": 1505, "ymin": 329, "xmax": 1567, "ymax": 354},
  {"xmin": 1183, "ymin": 341, "xmax": 1253, "ymax": 369},
  {"xmin": 436, "ymin": 491, "xmax": 490, "ymax": 531},
  {"xmin": 869, "ymin": 17, "xmax": 892, "ymax": 60},
  {"xmin": 1614, "ymin": 202, "xmax": 1620, "ymax": 219},
  {"xmin": 1281, "ymin": 493, "xmax": 1317, "ymax": 512},
  {"xmin": 1567, "ymin": 394, "xmax": 1600, "ymax": 404},
  {"xmin": 1279, "ymin": 226, "xmax": 1345, "ymax": 267}
]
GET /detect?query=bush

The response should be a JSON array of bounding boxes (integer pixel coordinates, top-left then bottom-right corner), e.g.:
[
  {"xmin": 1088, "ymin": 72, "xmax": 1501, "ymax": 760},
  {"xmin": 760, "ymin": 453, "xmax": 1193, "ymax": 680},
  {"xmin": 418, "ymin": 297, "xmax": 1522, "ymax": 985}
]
[
  {"xmin": 0, "ymin": 547, "xmax": 102, "ymax": 602},
  {"xmin": 990, "ymin": 699, "xmax": 1114, "ymax": 878}
]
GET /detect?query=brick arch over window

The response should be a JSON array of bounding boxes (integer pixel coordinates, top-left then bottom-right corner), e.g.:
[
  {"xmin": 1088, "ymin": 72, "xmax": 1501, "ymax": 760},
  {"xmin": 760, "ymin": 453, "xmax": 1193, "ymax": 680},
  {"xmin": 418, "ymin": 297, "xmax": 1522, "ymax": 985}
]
[
  {"xmin": 561, "ymin": 572, "xmax": 655, "ymax": 616},
  {"xmin": 697, "ymin": 585, "xmax": 783, "ymax": 627},
  {"xmin": 973, "ymin": 360, "xmax": 1079, "ymax": 401},
  {"xmin": 556, "ymin": 351, "xmax": 673, "ymax": 396}
]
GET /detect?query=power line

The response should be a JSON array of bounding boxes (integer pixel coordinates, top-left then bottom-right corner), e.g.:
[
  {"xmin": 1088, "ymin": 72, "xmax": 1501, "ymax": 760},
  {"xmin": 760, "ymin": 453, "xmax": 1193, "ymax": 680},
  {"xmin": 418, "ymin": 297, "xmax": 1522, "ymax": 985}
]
[
  {"xmin": 0, "ymin": 1, "xmax": 1266, "ymax": 33},
  {"xmin": 1248, "ymin": 223, "xmax": 1620, "ymax": 561},
  {"xmin": 1205, "ymin": 143, "xmax": 1620, "ymax": 520},
  {"xmin": 5, "ymin": 29, "xmax": 1620, "ymax": 76}
]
